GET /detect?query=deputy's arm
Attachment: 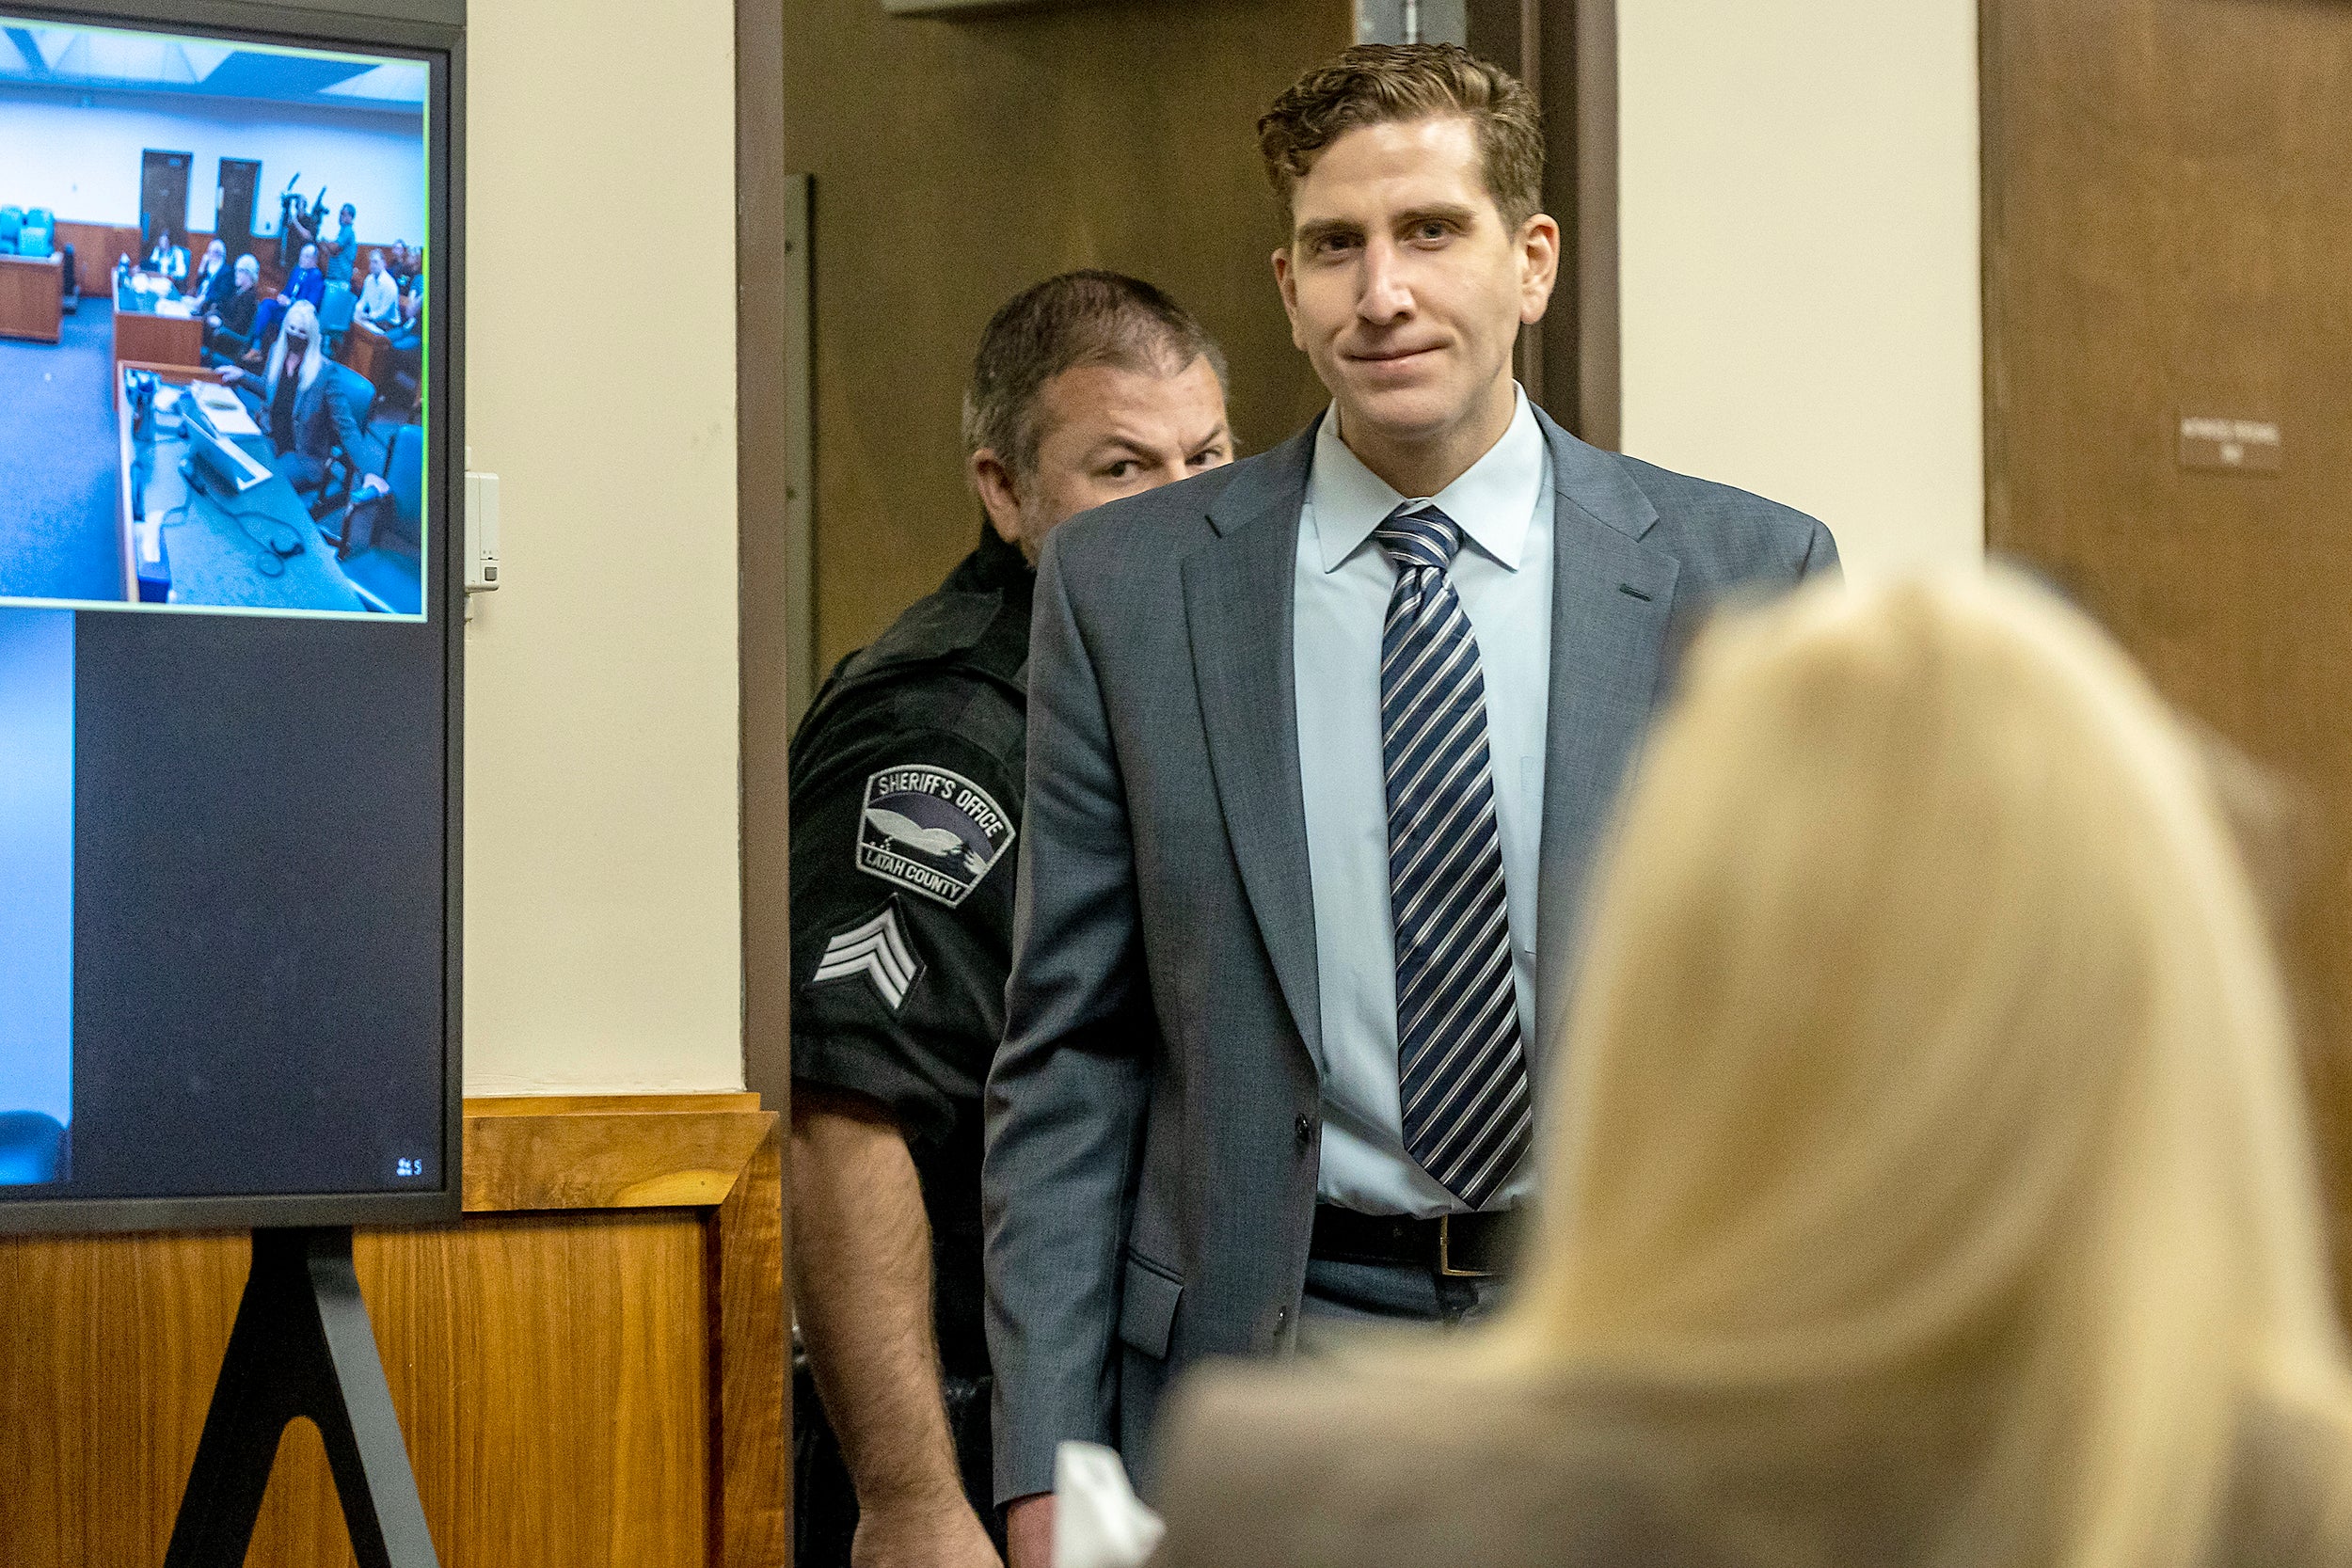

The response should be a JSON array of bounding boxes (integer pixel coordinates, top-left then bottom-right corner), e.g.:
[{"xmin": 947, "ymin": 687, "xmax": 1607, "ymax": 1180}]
[
  {"xmin": 792, "ymin": 1085, "xmax": 999, "ymax": 1568},
  {"xmin": 983, "ymin": 537, "xmax": 1152, "ymax": 1546}
]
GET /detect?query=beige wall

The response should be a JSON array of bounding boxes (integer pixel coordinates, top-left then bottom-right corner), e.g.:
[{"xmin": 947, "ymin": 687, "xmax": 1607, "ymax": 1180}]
[
  {"xmin": 460, "ymin": 0, "xmax": 743, "ymax": 1095},
  {"xmin": 1616, "ymin": 0, "xmax": 1984, "ymax": 580}
]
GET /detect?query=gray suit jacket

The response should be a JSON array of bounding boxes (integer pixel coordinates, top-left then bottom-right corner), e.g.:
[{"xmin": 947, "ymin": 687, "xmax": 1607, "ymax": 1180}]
[{"xmin": 981, "ymin": 407, "xmax": 1837, "ymax": 1503}]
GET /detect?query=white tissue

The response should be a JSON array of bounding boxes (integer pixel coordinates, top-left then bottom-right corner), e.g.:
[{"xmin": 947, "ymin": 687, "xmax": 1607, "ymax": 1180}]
[{"xmin": 1052, "ymin": 1441, "xmax": 1166, "ymax": 1568}]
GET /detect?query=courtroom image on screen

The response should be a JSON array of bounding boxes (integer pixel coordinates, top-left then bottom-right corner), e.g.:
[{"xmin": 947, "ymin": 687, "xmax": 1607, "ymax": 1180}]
[
  {"xmin": 0, "ymin": 610, "xmax": 73, "ymax": 1187},
  {"xmin": 0, "ymin": 19, "xmax": 429, "ymax": 620}
]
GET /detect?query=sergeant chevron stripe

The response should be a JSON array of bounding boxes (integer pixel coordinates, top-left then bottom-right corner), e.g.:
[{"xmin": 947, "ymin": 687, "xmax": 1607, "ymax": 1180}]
[
  {"xmin": 812, "ymin": 901, "xmax": 922, "ymax": 1011},
  {"xmin": 1375, "ymin": 500, "xmax": 1531, "ymax": 1211}
]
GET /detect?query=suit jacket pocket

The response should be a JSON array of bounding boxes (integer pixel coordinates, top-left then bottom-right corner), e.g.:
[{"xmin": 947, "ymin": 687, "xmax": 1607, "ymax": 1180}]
[{"xmin": 1118, "ymin": 1252, "xmax": 1184, "ymax": 1360}]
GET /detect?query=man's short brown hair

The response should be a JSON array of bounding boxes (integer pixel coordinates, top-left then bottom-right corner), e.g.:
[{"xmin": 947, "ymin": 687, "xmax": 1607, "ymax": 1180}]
[
  {"xmin": 1258, "ymin": 43, "xmax": 1545, "ymax": 230},
  {"xmin": 962, "ymin": 270, "xmax": 1228, "ymax": 485}
]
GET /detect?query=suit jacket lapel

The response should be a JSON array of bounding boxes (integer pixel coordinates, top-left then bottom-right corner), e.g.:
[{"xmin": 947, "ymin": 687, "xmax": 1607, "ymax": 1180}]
[
  {"xmin": 1531, "ymin": 410, "xmax": 1677, "ymax": 1076},
  {"xmin": 1183, "ymin": 421, "xmax": 1325, "ymax": 1066}
]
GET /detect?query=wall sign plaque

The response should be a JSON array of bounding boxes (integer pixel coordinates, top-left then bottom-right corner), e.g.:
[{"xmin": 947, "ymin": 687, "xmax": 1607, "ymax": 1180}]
[{"xmin": 2179, "ymin": 415, "xmax": 2283, "ymax": 474}]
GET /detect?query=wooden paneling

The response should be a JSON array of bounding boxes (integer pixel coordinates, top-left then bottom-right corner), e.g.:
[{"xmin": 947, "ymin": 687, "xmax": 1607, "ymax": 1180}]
[
  {"xmin": 0, "ymin": 1095, "xmax": 785, "ymax": 1568},
  {"xmin": 48, "ymin": 221, "xmax": 405, "ymax": 299},
  {"xmin": 342, "ymin": 317, "xmax": 398, "ymax": 392},
  {"xmin": 52, "ymin": 221, "xmax": 146, "ymax": 295},
  {"xmin": 0, "ymin": 252, "xmax": 63, "ymax": 342},
  {"xmin": 112, "ymin": 306, "xmax": 204, "ymax": 372},
  {"xmin": 784, "ymin": 0, "xmax": 1350, "ymax": 671},
  {"xmin": 464, "ymin": 1093, "xmax": 771, "ymax": 1211},
  {"xmin": 1982, "ymin": 0, "xmax": 2352, "ymax": 1293}
]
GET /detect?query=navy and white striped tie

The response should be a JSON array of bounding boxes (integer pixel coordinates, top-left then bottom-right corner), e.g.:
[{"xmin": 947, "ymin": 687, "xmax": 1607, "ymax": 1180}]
[{"xmin": 1375, "ymin": 501, "xmax": 1531, "ymax": 1211}]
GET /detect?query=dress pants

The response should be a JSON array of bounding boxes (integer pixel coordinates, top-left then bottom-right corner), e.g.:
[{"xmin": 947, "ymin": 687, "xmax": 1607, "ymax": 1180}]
[{"xmin": 1296, "ymin": 1254, "xmax": 1509, "ymax": 1355}]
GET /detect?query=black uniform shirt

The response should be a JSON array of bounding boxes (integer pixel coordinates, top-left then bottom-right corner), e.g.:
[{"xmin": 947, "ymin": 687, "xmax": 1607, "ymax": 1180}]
[{"xmin": 789, "ymin": 527, "xmax": 1032, "ymax": 1377}]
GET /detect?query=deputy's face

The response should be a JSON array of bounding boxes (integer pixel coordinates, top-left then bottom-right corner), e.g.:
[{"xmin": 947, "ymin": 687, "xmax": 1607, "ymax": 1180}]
[
  {"xmin": 1274, "ymin": 115, "xmax": 1556, "ymax": 465},
  {"xmin": 977, "ymin": 356, "xmax": 1232, "ymax": 563}
]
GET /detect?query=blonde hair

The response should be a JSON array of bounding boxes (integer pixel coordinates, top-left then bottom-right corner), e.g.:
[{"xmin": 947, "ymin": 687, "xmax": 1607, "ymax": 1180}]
[
  {"xmin": 264, "ymin": 300, "xmax": 326, "ymax": 398},
  {"xmin": 1486, "ymin": 571, "xmax": 2351, "ymax": 1568}
]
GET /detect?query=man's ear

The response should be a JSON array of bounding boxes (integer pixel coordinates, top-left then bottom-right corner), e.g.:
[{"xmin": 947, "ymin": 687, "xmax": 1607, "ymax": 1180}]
[
  {"xmin": 1517, "ymin": 214, "xmax": 1562, "ymax": 325},
  {"xmin": 1272, "ymin": 247, "xmax": 1307, "ymax": 351},
  {"xmin": 969, "ymin": 450, "xmax": 1025, "ymax": 546}
]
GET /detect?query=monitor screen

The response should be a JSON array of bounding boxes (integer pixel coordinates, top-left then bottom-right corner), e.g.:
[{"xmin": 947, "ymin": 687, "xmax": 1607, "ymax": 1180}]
[{"xmin": 0, "ymin": 7, "xmax": 456, "ymax": 1228}]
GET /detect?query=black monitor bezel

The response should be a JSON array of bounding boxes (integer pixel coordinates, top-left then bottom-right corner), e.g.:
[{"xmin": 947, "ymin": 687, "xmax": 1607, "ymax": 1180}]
[{"xmin": 0, "ymin": 0, "xmax": 465, "ymax": 1234}]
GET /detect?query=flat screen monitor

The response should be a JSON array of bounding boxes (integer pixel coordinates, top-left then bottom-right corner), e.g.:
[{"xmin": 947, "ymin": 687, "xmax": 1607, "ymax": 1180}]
[{"xmin": 0, "ymin": 0, "xmax": 462, "ymax": 1231}]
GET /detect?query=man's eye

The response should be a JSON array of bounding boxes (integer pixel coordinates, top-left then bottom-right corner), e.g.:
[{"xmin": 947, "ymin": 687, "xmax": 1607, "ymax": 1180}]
[
  {"xmin": 1414, "ymin": 222, "xmax": 1451, "ymax": 242},
  {"xmin": 1315, "ymin": 235, "xmax": 1356, "ymax": 256},
  {"xmin": 1190, "ymin": 450, "xmax": 1226, "ymax": 467},
  {"xmin": 1104, "ymin": 462, "xmax": 1138, "ymax": 480}
]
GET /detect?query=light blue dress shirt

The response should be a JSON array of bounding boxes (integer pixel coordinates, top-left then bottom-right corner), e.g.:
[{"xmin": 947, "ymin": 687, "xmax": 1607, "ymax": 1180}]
[{"xmin": 1294, "ymin": 387, "xmax": 1553, "ymax": 1217}]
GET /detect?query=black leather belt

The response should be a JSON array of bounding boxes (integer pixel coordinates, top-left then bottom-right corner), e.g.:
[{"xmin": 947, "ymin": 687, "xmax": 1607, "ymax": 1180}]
[{"xmin": 1311, "ymin": 1203, "xmax": 1523, "ymax": 1279}]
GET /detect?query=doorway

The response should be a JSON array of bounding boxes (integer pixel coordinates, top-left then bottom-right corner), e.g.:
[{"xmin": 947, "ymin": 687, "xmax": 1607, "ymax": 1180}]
[
  {"xmin": 1982, "ymin": 0, "xmax": 2352, "ymax": 1276},
  {"xmin": 215, "ymin": 158, "xmax": 261, "ymax": 256},
  {"xmin": 138, "ymin": 149, "xmax": 192, "ymax": 252}
]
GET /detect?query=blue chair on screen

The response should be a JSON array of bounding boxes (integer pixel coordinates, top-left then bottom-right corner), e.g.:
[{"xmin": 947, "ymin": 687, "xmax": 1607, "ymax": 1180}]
[
  {"xmin": 25, "ymin": 206, "xmax": 52, "ymax": 230},
  {"xmin": 18, "ymin": 226, "xmax": 52, "ymax": 258},
  {"xmin": 0, "ymin": 207, "xmax": 21, "ymax": 245},
  {"xmin": 0, "ymin": 1111, "xmax": 67, "ymax": 1186},
  {"xmin": 318, "ymin": 280, "xmax": 358, "ymax": 354},
  {"xmin": 337, "ymin": 421, "xmax": 424, "ymax": 616}
]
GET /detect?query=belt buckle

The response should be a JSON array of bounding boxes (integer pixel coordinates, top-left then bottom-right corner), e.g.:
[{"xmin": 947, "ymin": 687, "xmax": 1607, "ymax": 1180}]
[{"xmin": 1436, "ymin": 1213, "xmax": 1491, "ymax": 1279}]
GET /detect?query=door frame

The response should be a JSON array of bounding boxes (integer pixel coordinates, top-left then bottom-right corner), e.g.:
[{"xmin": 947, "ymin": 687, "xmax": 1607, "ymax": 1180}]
[{"xmin": 138, "ymin": 147, "xmax": 195, "ymax": 250}]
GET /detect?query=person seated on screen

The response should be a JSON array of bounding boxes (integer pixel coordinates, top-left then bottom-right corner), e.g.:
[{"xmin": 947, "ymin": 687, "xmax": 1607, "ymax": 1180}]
[
  {"xmin": 356, "ymin": 248, "xmax": 401, "ymax": 328},
  {"xmin": 252, "ymin": 242, "xmax": 326, "ymax": 354},
  {"xmin": 387, "ymin": 240, "xmax": 417, "ymax": 289},
  {"xmin": 190, "ymin": 238, "xmax": 233, "ymax": 313},
  {"xmin": 323, "ymin": 202, "xmax": 359, "ymax": 286},
  {"xmin": 202, "ymin": 255, "xmax": 267, "ymax": 368},
  {"xmin": 144, "ymin": 227, "xmax": 189, "ymax": 281},
  {"xmin": 280, "ymin": 242, "xmax": 326, "ymax": 310},
  {"xmin": 386, "ymin": 284, "xmax": 422, "ymax": 361},
  {"xmin": 218, "ymin": 300, "xmax": 388, "ymax": 510},
  {"xmin": 1148, "ymin": 571, "xmax": 2352, "ymax": 1568}
]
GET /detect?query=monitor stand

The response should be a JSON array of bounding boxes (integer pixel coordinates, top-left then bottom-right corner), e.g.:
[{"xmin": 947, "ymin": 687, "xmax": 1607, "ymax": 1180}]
[{"xmin": 163, "ymin": 1227, "xmax": 440, "ymax": 1568}]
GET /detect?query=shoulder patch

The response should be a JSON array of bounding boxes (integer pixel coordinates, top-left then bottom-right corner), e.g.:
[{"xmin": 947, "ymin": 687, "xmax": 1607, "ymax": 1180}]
[
  {"xmin": 854, "ymin": 764, "xmax": 1017, "ymax": 908},
  {"xmin": 810, "ymin": 900, "xmax": 923, "ymax": 1010}
]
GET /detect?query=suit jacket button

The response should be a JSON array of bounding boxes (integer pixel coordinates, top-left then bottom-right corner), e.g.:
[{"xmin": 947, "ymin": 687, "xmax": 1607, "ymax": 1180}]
[{"xmin": 1294, "ymin": 1114, "xmax": 1312, "ymax": 1148}]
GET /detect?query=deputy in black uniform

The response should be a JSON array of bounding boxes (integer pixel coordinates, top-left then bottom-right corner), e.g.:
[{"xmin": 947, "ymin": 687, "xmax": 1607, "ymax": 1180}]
[{"xmin": 791, "ymin": 272, "xmax": 1232, "ymax": 1568}]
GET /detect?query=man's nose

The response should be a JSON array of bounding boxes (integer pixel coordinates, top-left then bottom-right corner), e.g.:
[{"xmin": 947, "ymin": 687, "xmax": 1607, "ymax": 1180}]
[{"xmin": 1357, "ymin": 240, "xmax": 1413, "ymax": 325}]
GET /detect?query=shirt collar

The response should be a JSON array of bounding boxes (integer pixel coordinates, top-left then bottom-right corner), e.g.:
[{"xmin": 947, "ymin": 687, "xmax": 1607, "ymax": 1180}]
[{"xmin": 1305, "ymin": 385, "xmax": 1547, "ymax": 574}]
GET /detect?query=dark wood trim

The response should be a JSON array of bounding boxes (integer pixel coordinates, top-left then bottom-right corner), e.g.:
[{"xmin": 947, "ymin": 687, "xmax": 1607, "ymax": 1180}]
[
  {"xmin": 1473, "ymin": 0, "xmax": 1620, "ymax": 446},
  {"xmin": 1552, "ymin": 0, "xmax": 1620, "ymax": 449},
  {"xmin": 734, "ymin": 4, "xmax": 794, "ymax": 1561},
  {"xmin": 710, "ymin": 1117, "xmax": 788, "ymax": 1568},
  {"xmin": 1978, "ymin": 0, "xmax": 2010, "ymax": 546},
  {"xmin": 737, "ymin": 0, "xmax": 793, "ymax": 1149}
]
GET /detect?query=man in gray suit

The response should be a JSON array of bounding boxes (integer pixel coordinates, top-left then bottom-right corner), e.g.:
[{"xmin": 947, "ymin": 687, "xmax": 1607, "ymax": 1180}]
[{"xmin": 984, "ymin": 43, "xmax": 1838, "ymax": 1565}]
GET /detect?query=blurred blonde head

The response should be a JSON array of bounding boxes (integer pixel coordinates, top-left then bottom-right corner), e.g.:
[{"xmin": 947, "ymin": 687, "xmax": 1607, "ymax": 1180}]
[
  {"xmin": 1488, "ymin": 570, "xmax": 2349, "ymax": 1568},
  {"xmin": 264, "ymin": 300, "xmax": 326, "ymax": 398}
]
